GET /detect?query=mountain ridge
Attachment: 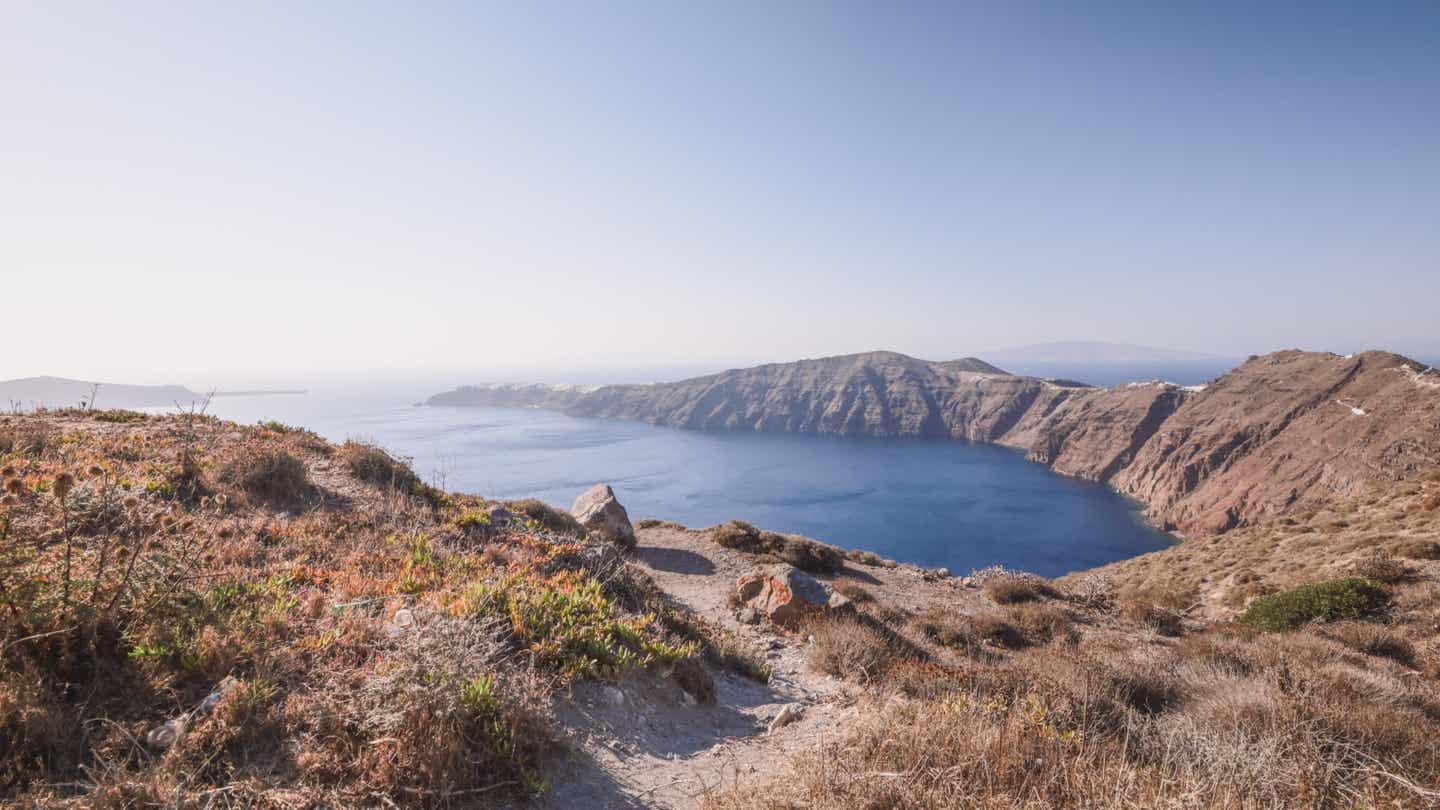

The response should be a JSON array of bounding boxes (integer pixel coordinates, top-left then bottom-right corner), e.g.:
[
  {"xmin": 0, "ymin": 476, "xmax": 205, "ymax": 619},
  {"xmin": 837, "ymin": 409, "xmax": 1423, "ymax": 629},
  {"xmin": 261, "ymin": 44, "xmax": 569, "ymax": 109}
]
[{"xmin": 427, "ymin": 348, "xmax": 1440, "ymax": 537}]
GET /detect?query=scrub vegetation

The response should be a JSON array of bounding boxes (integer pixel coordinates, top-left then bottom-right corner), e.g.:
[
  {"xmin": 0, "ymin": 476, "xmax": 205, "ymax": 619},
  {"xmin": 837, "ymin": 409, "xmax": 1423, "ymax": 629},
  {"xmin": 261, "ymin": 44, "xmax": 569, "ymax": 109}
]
[{"xmin": 0, "ymin": 411, "xmax": 706, "ymax": 807}]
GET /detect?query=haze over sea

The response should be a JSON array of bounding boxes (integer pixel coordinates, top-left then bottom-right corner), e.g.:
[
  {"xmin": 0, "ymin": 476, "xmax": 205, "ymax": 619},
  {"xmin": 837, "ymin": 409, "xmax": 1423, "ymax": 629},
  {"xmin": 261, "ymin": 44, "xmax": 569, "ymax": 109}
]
[{"xmin": 197, "ymin": 384, "xmax": 1171, "ymax": 578}]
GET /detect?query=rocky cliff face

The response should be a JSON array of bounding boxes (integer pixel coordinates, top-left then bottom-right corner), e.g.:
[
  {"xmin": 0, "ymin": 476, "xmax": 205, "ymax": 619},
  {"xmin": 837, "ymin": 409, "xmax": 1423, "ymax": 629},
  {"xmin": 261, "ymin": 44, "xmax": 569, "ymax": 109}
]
[{"xmin": 427, "ymin": 349, "xmax": 1440, "ymax": 536}]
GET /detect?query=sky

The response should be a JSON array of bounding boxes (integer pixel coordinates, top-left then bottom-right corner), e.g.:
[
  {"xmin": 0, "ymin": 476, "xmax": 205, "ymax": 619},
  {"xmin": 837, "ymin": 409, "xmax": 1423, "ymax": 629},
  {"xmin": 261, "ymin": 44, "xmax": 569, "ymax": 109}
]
[{"xmin": 3, "ymin": 1, "xmax": 1438, "ymax": 386}]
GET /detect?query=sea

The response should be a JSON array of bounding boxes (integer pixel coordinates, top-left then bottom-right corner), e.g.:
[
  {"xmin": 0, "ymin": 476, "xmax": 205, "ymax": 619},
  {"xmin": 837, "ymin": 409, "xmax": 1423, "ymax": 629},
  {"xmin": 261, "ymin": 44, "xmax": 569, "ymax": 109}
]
[{"xmin": 196, "ymin": 385, "xmax": 1172, "ymax": 578}]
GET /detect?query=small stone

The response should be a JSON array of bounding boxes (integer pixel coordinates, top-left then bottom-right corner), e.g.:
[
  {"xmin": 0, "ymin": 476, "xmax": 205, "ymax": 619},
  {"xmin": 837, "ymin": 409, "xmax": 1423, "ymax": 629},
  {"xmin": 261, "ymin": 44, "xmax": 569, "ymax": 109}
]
[
  {"xmin": 767, "ymin": 702, "xmax": 804, "ymax": 734},
  {"xmin": 736, "ymin": 607, "xmax": 761, "ymax": 625},
  {"xmin": 384, "ymin": 608, "xmax": 417, "ymax": 638},
  {"xmin": 198, "ymin": 676, "xmax": 240, "ymax": 715},
  {"xmin": 598, "ymin": 685, "xmax": 626, "ymax": 708},
  {"xmin": 147, "ymin": 716, "xmax": 189, "ymax": 751}
]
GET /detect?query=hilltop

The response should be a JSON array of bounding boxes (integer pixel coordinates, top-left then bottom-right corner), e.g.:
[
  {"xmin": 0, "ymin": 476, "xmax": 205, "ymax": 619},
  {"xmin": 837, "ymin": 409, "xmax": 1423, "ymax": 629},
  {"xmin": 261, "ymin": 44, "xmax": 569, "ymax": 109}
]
[{"xmin": 3, "ymin": 408, "xmax": 1439, "ymax": 808}]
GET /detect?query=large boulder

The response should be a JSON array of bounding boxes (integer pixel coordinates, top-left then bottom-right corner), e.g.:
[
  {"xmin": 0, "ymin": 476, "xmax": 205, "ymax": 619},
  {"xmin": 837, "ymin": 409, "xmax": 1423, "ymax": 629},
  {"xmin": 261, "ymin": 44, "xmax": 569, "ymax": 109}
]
[
  {"xmin": 571, "ymin": 484, "xmax": 635, "ymax": 548},
  {"xmin": 735, "ymin": 564, "xmax": 849, "ymax": 626}
]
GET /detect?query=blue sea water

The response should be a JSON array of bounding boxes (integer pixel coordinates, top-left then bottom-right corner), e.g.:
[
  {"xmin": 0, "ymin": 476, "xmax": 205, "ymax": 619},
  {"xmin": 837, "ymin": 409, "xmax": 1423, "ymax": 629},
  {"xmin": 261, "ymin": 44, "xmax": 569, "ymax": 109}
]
[{"xmin": 199, "ymin": 390, "xmax": 1172, "ymax": 578}]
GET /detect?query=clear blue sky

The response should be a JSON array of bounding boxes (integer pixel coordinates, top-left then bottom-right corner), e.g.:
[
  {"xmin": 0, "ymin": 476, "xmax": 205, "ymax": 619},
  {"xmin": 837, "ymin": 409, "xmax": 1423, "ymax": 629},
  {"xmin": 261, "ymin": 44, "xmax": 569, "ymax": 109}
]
[{"xmin": 3, "ymin": 2, "xmax": 1437, "ymax": 383}]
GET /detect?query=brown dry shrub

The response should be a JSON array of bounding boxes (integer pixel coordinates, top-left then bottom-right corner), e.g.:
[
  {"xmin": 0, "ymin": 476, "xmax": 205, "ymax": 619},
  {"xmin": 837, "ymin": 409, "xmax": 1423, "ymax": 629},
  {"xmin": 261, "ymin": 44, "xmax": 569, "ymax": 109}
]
[
  {"xmin": 219, "ymin": 448, "xmax": 314, "ymax": 507},
  {"xmin": 909, "ymin": 608, "xmax": 973, "ymax": 648},
  {"xmin": 341, "ymin": 441, "xmax": 420, "ymax": 490},
  {"xmin": 1119, "ymin": 599, "xmax": 1183, "ymax": 636},
  {"xmin": 806, "ymin": 614, "xmax": 899, "ymax": 682},
  {"xmin": 1005, "ymin": 603, "xmax": 1077, "ymax": 645},
  {"xmin": 706, "ymin": 520, "xmax": 843, "ymax": 574},
  {"xmin": 1387, "ymin": 539, "xmax": 1440, "ymax": 560},
  {"xmin": 863, "ymin": 602, "xmax": 910, "ymax": 626},
  {"xmin": 0, "ymin": 425, "xmax": 54, "ymax": 457},
  {"xmin": 911, "ymin": 609, "xmax": 1025, "ymax": 650},
  {"xmin": 844, "ymin": 548, "xmax": 884, "ymax": 567},
  {"xmin": 1122, "ymin": 579, "xmax": 1199, "ymax": 612},
  {"xmin": 982, "ymin": 574, "xmax": 1052, "ymax": 604},
  {"xmin": 1323, "ymin": 621, "xmax": 1416, "ymax": 666},
  {"xmin": 1349, "ymin": 554, "xmax": 1412, "ymax": 584},
  {"xmin": 832, "ymin": 579, "xmax": 874, "ymax": 604}
]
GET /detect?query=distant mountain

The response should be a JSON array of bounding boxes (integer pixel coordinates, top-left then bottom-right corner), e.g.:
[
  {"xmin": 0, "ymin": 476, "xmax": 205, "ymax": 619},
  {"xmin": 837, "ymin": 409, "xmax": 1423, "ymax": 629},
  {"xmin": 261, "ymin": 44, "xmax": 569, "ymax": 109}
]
[
  {"xmin": 426, "ymin": 348, "xmax": 1440, "ymax": 537},
  {"xmin": 0, "ymin": 376, "xmax": 201, "ymax": 410},
  {"xmin": 978, "ymin": 341, "xmax": 1239, "ymax": 387}
]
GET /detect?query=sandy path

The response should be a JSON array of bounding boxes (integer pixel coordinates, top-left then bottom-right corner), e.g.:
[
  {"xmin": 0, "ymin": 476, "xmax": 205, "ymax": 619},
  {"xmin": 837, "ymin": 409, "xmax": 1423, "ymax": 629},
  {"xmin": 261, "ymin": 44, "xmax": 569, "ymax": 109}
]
[{"xmin": 531, "ymin": 525, "xmax": 985, "ymax": 808}]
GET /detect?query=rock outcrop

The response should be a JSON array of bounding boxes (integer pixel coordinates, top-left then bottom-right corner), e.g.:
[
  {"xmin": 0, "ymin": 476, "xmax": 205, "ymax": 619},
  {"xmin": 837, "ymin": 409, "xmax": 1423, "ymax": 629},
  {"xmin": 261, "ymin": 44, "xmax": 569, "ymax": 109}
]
[
  {"xmin": 571, "ymin": 484, "xmax": 636, "ymax": 548},
  {"xmin": 735, "ymin": 564, "xmax": 849, "ymax": 625},
  {"xmin": 431, "ymin": 350, "xmax": 1440, "ymax": 537}
]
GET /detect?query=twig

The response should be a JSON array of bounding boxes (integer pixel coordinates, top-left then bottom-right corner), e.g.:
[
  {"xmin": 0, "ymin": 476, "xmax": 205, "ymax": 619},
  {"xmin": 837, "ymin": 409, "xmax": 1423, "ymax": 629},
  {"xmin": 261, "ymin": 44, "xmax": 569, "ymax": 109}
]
[{"xmin": 1, "ymin": 624, "xmax": 78, "ymax": 655}]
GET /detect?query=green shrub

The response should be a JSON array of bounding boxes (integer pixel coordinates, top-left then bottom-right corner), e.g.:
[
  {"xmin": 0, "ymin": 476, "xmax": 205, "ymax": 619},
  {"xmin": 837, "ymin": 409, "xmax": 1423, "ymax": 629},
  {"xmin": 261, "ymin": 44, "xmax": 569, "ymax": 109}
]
[
  {"xmin": 461, "ymin": 571, "xmax": 696, "ymax": 679},
  {"xmin": 91, "ymin": 409, "xmax": 146, "ymax": 423},
  {"xmin": 504, "ymin": 498, "xmax": 587, "ymax": 537},
  {"xmin": 1239, "ymin": 578, "xmax": 1388, "ymax": 632}
]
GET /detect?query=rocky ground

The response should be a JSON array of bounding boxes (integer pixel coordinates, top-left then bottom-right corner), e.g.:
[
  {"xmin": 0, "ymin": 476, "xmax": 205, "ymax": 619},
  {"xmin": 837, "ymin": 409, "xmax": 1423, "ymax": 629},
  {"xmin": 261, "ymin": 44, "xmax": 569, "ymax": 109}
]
[{"xmin": 534, "ymin": 524, "xmax": 991, "ymax": 808}]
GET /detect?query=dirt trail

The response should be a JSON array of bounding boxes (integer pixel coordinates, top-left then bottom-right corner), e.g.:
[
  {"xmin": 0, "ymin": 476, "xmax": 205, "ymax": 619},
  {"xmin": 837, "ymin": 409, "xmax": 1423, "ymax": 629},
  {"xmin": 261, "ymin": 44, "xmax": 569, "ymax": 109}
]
[{"xmin": 532, "ymin": 525, "xmax": 987, "ymax": 809}]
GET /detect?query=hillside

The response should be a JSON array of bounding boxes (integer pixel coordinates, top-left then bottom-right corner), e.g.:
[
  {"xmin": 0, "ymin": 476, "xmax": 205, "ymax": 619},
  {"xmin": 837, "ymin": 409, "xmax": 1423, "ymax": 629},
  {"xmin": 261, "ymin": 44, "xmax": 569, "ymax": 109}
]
[
  {"xmin": 429, "ymin": 349, "xmax": 1440, "ymax": 538},
  {"xmin": 3, "ymin": 410, "xmax": 1439, "ymax": 808},
  {"xmin": 0, "ymin": 376, "xmax": 201, "ymax": 410}
]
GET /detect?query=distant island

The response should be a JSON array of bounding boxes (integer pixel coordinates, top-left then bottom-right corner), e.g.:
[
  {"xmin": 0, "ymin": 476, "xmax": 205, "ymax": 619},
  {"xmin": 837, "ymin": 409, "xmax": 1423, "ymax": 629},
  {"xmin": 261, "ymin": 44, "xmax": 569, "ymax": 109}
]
[{"xmin": 0, "ymin": 376, "xmax": 202, "ymax": 410}]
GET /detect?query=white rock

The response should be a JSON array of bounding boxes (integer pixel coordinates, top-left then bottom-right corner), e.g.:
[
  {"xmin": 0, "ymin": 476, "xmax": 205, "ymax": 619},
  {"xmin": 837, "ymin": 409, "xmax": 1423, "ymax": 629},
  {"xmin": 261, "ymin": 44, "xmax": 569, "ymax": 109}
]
[
  {"xmin": 767, "ymin": 702, "xmax": 804, "ymax": 734},
  {"xmin": 146, "ymin": 716, "xmax": 189, "ymax": 751},
  {"xmin": 571, "ymin": 484, "xmax": 636, "ymax": 547}
]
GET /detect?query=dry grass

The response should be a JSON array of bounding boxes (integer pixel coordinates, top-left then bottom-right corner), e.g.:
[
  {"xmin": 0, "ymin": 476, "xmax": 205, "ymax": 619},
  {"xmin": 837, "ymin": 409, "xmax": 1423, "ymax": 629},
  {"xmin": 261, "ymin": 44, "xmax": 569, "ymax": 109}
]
[
  {"xmin": 706, "ymin": 520, "xmax": 844, "ymax": 574},
  {"xmin": 1387, "ymin": 539, "xmax": 1440, "ymax": 560},
  {"xmin": 909, "ymin": 608, "xmax": 1026, "ymax": 650},
  {"xmin": 1348, "ymin": 554, "xmax": 1413, "ymax": 583},
  {"xmin": 1118, "ymin": 598, "xmax": 1184, "ymax": 636},
  {"xmin": 708, "ymin": 620, "xmax": 1440, "ymax": 809},
  {"xmin": 1004, "ymin": 603, "xmax": 1077, "ymax": 645},
  {"xmin": 805, "ymin": 614, "xmax": 903, "ymax": 683},
  {"xmin": 982, "ymin": 574, "xmax": 1053, "ymax": 604},
  {"xmin": 217, "ymin": 447, "xmax": 314, "ymax": 507},
  {"xmin": 831, "ymin": 578, "xmax": 874, "ymax": 604}
]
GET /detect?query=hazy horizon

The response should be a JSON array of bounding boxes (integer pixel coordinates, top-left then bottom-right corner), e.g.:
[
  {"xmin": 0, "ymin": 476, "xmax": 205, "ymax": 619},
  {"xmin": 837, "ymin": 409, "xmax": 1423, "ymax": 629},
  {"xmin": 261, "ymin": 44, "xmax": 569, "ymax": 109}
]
[{"xmin": 5, "ymin": 3, "xmax": 1438, "ymax": 382}]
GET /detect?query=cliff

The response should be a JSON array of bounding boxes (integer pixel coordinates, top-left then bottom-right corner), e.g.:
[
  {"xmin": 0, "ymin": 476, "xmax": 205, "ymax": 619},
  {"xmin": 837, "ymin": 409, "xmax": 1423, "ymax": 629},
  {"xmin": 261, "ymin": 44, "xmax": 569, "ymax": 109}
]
[{"xmin": 428, "ymin": 349, "xmax": 1440, "ymax": 536}]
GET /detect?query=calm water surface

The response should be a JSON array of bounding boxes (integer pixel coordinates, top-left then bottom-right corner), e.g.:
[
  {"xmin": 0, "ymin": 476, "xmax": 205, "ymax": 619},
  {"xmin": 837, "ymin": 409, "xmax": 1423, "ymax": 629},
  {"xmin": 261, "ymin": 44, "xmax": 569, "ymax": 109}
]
[{"xmin": 200, "ymin": 390, "xmax": 1172, "ymax": 577}]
